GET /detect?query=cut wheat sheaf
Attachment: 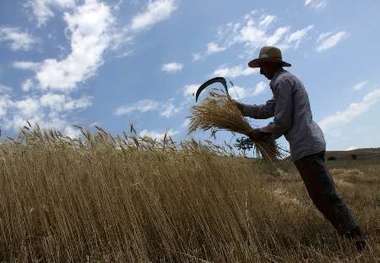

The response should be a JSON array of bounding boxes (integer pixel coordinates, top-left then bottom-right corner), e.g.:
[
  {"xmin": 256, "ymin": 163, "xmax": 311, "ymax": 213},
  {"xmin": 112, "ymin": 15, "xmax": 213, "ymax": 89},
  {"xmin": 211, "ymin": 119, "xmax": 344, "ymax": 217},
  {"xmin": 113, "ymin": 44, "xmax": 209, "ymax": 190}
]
[{"xmin": 188, "ymin": 92, "xmax": 282, "ymax": 160}]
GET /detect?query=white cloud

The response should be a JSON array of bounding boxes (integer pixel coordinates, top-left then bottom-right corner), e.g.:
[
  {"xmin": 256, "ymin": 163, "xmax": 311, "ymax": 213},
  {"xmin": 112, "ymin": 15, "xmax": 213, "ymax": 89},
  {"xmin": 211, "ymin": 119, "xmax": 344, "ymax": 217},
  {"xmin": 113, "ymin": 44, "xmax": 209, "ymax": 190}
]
[
  {"xmin": 193, "ymin": 42, "xmax": 227, "ymax": 61},
  {"xmin": 206, "ymin": 42, "xmax": 226, "ymax": 55},
  {"xmin": 183, "ymin": 84, "xmax": 199, "ymax": 97},
  {"xmin": 1, "ymin": 92, "xmax": 92, "ymax": 137},
  {"xmin": 63, "ymin": 125, "xmax": 82, "ymax": 138},
  {"xmin": 229, "ymin": 81, "xmax": 267, "ymax": 100},
  {"xmin": 352, "ymin": 81, "xmax": 368, "ymax": 91},
  {"xmin": 0, "ymin": 93, "xmax": 12, "ymax": 118},
  {"xmin": 115, "ymin": 98, "xmax": 181, "ymax": 118},
  {"xmin": 252, "ymin": 81, "xmax": 267, "ymax": 96},
  {"xmin": 229, "ymin": 86, "xmax": 248, "ymax": 100},
  {"xmin": 13, "ymin": 61, "xmax": 40, "ymax": 70},
  {"xmin": 139, "ymin": 128, "xmax": 179, "ymax": 140},
  {"xmin": 212, "ymin": 65, "xmax": 258, "ymax": 78},
  {"xmin": 0, "ymin": 27, "xmax": 37, "ymax": 51},
  {"xmin": 319, "ymin": 89, "xmax": 380, "ymax": 132},
  {"xmin": 130, "ymin": 0, "xmax": 177, "ymax": 32},
  {"xmin": 266, "ymin": 26, "xmax": 290, "ymax": 46},
  {"xmin": 195, "ymin": 10, "xmax": 313, "ymax": 60},
  {"xmin": 162, "ymin": 62, "xmax": 183, "ymax": 73},
  {"xmin": 259, "ymin": 15, "xmax": 276, "ymax": 28},
  {"xmin": 305, "ymin": 0, "xmax": 327, "ymax": 9},
  {"xmin": 160, "ymin": 100, "xmax": 181, "ymax": 118},
  {"xmin": 114, "ymin": 99, "xmax": 160, "ymax": 116},
  {"xmin": 25, "ymin": 0, "xmax": 76, "ymax": 26},
  {"xmin": 21, "ymin": 79, "xmax": 34, "ymax": 92},
  {"xmin": 14, "ymin": 98, "xmax": 41, "ymax": 117},
  {"xmin": 316, "ymin": 31, "xmax": 349, "ymax": 52},
  {"xmin": 34, "ymin": 0, "xmax": 115, "ymax": 91},
  {"xmin": 0, "ymin": 84, "xmax": 11, "ymax": 94},
  {"xmin": 39, "ymin": 93, "xmax": 92, "ymax": 112},
  {"xmin": 286, "ymin": 25, "xmax": 314, "ymax": 48}
]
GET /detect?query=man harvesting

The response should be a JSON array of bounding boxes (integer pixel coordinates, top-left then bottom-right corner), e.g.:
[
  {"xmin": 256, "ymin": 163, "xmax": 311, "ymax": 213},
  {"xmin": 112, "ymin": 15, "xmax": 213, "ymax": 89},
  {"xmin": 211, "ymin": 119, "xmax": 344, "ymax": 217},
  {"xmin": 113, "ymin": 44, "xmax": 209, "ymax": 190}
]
[{"xmin": 233, "ymin": 46, "xmax": 367, "ymax": 251}]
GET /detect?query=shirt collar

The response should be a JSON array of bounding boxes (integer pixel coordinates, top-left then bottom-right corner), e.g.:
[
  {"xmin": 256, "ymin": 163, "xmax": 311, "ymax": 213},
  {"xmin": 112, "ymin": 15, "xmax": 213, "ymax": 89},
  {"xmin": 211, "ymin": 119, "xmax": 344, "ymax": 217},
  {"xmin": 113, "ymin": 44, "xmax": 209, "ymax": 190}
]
[{"xmin": 270, "ymin": 68, "xmax": 286, "ymax": 88}]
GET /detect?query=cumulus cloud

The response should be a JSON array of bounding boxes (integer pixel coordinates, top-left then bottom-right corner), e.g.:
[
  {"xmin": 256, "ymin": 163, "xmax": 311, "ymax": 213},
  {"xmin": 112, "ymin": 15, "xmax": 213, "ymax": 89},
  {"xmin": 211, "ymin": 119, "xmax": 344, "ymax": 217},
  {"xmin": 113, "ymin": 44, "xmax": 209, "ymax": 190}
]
[
  {"xmin": 114, "ymin": 99, "xmax": 160, "ymax": 116},
  {"xmin": 13, "ymin": 61, "xmax": 40, "ymax": 70},
  {"xmin": 21, "ymin": 0, "xmax": 179, "ymax": 92},
  {"xmin": 0, "ymin": 92, "xmax": 12, "ymax": 118},
  {"xmin": 193, "ymin": 42, "xmax": 227, "ymax": 61},
  {"xmin": 160, "ymin": 99, "xmax": 181, "ymax": 118},
  {"xmin": 0, "ymin": 27, "xmax": 37, "ymax": 51},
  {"xmin": 252, "ymin": 81, "xmax": 267, "ymax": 96},
  {"xmin": 194, "ymin": 11, "xmax": 313, "ymax": 60},
  {"xmin": 212, "ymin": 65, "xmax": 258, "ymax": 79},
  {"xmin": 352, "ymin": 81, "xmax": 368, "ymax": 91},
  {"xmin": 228, "ymin": 81, "xmax": 267, "ymax": 100},
  {"xmin": 286, "ymin": 25, "xmax": 314, "ymax": 48},
  {"xmin": 305, "ymin": 0, "xmax": 327, "ymax": 9},
  {"xmin": 0, "ymin": 83, "xmax": 11, "ymax": 94},
  {"xmin": 319, "ymin": 89, "xmax": 380, "ymax": 132},
  {"xmin": 25, "ymin": 0, "xmax": 76, "ymax": 26},
  {"xmin": 129, "ymin": 0, "xmax": 177, "ymax": 32},
  {"xmin": 139, "ymin": 128, "xmax": 179, "ymax": 140},
  {"xmin": 183, "ymin": 84, "xmax": 199, "ymax": 97},
  {"xmin": 316, "ymin": 31, "xmax": 349, "ymax": 52},
  {"xmin": 114, "ymin": 98, "xmax": 181, "ymax": 118},
  {"xmin": 39, "ymin": 93, "xmax": 92, "ymax": 112},
  {"xmin": 162, "ymin": 62, "xmax": 183, "ymax": 73},
  {"xmin": 228, "ymin": 86, "xmax": 249, "ymax": 100},
  {"xmin": 21, "ymin": 79, "xmax": 35, "ymax": 92},
  {"xmin": 34, "ymin": 0, "xmax": 115, "ymax": 91},
  {"xmin": 1, "ymin": 91, "xmax": 91, "ymax": 138}
]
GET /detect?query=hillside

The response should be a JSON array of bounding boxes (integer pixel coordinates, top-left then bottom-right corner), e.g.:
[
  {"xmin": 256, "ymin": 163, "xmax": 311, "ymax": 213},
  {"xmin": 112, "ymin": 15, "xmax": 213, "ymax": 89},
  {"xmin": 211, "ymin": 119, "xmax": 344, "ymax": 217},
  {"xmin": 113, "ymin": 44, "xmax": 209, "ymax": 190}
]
[{"xmin": 326, "ymin": 148, "xmax": 380, "ymax": 161}]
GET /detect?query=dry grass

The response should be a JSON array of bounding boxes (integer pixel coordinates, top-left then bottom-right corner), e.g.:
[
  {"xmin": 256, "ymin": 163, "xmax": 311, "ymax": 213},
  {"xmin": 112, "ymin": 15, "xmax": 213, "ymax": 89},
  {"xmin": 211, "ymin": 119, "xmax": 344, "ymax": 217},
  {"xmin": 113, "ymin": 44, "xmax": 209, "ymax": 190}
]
[
  {"xmin": 188, "ymin": 92, "xmax": 281, "ymax": 161},
  {"xmin": 0, "ymin": 125, "xmax": 378, "ymax": 262}
]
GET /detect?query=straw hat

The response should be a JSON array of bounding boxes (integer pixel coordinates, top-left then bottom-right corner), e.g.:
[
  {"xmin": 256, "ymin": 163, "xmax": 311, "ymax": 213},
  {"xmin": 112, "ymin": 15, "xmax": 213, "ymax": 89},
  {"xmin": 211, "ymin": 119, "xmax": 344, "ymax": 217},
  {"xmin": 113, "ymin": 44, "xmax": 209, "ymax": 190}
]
[{"xmin": 248, "ymin": 46, "xmax": 291, "ymax": 68}]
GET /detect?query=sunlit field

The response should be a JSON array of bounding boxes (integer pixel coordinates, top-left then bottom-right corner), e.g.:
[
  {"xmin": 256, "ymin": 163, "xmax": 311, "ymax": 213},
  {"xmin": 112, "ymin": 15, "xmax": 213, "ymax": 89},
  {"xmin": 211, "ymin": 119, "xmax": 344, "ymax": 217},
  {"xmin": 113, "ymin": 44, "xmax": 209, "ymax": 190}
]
[{"xmin": 0, "ymin": 126, "xmax": 378, "ymax": 262}]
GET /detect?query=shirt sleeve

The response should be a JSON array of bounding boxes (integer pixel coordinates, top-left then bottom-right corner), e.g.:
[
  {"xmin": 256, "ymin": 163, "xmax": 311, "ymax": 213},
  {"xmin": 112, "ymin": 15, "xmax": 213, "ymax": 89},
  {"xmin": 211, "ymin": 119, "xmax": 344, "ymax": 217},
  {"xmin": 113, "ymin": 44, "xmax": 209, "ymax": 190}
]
[
  {"xmin": 236, "ymin": 99, "xmax": 276, "ymax": 119},
  {"xmin": 260, "ymin": 78, "xmax": 294, "ymax": 139}
]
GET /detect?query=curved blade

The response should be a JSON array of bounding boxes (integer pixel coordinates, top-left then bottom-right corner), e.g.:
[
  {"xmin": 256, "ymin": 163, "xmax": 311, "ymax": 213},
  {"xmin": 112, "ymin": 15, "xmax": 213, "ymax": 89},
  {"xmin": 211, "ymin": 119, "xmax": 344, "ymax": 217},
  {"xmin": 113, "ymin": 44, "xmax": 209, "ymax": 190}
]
[{"xmin": 195, "ymin": 77, "xmax": 229, "ymax": 102}]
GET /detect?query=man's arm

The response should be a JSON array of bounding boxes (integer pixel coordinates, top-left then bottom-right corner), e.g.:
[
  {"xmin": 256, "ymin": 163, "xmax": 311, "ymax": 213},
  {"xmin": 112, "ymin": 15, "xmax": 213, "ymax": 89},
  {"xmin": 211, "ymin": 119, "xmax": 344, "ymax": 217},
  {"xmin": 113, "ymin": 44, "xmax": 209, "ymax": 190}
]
[
  {"xmin": 260, "ymin": 79, "xmax": 294, "ymax": 139},
  {"xmin": 235, "ymin": 99, "xmax": 275, "ymax": 119}
]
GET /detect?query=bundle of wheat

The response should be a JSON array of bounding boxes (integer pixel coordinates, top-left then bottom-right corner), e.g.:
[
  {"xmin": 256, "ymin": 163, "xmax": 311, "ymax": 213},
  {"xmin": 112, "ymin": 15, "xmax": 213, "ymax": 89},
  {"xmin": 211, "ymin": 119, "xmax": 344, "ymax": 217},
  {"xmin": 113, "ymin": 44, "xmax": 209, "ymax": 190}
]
[{"xmin": 188, "ymin": 92, "xmax": 281, "ymax": 160}]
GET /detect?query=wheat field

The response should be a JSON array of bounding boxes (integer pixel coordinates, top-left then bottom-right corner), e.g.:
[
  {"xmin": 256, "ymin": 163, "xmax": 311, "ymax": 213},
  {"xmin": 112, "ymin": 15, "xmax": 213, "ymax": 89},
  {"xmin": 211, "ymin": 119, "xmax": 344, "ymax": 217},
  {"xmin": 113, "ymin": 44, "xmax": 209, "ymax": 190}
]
[{"xmin": 0, "ymin": 126, "xmax": 378, "ymax": 262}]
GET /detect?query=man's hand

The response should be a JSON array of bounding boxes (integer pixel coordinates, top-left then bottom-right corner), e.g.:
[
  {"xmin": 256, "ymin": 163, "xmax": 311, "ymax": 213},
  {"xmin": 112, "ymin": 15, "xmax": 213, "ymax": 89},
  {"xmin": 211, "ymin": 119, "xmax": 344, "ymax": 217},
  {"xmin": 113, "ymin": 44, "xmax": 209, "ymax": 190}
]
[
  {"xmin": 248, "ymin": 128, "xmax": 272, "ymax": 141},
  {"xmin": 231, "ymin": 99, "xmax": 245, "ymax": 114}
]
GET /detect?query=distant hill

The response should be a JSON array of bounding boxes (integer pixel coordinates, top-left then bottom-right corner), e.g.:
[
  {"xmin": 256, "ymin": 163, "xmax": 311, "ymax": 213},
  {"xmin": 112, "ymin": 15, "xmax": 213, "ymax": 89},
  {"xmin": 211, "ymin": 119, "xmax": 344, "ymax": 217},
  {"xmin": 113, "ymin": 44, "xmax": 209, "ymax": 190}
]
[{"xmin": 326, "ymin": 147, "xmax": 380, "ymax": 161}]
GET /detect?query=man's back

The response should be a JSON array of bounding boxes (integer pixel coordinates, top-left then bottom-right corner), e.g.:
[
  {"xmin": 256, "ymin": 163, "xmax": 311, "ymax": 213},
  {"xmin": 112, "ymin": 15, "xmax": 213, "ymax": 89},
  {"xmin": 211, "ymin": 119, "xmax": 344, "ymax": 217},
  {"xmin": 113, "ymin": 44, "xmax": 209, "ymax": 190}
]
[{"xmin": 270, "ymin": 70, "xmax": 326, "ymax": 160}]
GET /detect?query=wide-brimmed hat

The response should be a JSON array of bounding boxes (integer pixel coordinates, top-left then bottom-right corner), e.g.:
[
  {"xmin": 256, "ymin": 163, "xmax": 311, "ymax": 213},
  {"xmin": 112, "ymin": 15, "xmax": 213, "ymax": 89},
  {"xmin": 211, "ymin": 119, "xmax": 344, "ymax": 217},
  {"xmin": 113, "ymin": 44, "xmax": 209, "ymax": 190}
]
[{"xmin": 248, "ymin": 46, "xmax": 291, "ymax": 68}]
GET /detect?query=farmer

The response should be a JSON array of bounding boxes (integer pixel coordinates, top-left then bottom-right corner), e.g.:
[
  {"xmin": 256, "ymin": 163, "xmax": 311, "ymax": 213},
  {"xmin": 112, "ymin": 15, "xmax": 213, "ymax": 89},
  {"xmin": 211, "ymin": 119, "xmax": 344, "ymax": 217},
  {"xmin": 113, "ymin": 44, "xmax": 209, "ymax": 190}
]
[{"xmin": 233, "ymin": 46, "xmax": 367, "ymax": 251}]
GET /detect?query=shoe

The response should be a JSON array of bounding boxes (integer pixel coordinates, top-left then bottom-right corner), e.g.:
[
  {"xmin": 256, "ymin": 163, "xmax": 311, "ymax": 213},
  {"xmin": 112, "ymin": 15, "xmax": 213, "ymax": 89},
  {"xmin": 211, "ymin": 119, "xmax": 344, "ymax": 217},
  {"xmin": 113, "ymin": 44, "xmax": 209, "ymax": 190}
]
[{"xmin": 343, "ymin": 226, "xmax": 368, "ymax": 253}]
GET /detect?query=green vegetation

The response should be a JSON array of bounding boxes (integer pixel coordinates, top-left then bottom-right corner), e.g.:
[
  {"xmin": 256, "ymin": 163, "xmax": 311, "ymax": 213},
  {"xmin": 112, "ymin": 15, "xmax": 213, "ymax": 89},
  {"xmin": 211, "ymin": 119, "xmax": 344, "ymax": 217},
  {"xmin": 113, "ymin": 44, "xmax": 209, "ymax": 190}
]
[{"xmin": 0, "ymin": 126, "xmax": 378, "ymax": 262}]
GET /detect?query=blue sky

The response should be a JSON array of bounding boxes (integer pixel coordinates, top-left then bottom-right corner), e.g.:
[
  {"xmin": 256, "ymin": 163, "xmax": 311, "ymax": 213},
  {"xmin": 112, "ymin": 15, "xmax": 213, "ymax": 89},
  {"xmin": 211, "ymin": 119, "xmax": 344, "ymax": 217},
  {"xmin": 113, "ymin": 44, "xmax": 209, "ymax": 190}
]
[{"xmin": 0, "ymin": 0, "xmax": 379, "ymax": 151}]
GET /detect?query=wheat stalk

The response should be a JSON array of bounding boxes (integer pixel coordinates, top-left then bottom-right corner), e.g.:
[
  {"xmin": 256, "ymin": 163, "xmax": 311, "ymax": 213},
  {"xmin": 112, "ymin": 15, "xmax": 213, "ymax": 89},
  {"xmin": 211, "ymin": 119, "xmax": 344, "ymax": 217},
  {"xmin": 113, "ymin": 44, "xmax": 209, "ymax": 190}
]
[{"xmin": 188, "ymin": 92, "xmax": 280, "ymax": 160}]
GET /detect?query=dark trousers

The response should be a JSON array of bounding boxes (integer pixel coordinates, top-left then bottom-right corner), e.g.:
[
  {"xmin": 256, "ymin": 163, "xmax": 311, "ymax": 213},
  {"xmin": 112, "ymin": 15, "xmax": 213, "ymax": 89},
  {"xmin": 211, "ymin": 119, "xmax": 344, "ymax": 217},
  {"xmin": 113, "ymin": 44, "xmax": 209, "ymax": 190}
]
[{"xmin": 294, "ymin": 151, "xmax": 358, "ymax": 236}]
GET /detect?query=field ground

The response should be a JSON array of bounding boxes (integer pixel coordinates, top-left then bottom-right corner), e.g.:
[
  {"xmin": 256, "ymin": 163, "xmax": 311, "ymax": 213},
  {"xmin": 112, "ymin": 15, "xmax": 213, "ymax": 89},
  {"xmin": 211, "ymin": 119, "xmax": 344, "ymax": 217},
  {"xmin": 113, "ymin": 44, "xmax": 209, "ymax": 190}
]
[{"xmin": 0, "ymin": 130, "xmax": 378, "ymax": 262}]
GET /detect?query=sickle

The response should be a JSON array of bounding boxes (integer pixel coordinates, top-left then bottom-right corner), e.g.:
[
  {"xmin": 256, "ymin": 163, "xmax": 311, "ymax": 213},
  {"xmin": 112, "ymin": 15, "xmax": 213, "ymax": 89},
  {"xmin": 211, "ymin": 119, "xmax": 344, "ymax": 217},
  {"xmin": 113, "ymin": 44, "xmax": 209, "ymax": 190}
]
[{"xmin": 195, "ymin": 77, "xmax": 231, "ymax": 102}]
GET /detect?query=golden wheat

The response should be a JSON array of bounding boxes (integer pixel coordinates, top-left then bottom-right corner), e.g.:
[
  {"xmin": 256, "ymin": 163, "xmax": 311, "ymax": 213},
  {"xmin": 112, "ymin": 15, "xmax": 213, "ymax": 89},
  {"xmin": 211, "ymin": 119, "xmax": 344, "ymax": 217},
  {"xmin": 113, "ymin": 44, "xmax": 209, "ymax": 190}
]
[
  {"xmin": 0, "ymin": 126, "xmax": 377, "ymax": 262},
  {"xmin": 188, "ymin": 92, "xmax": 281, "ymax": 161}
]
